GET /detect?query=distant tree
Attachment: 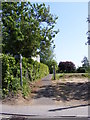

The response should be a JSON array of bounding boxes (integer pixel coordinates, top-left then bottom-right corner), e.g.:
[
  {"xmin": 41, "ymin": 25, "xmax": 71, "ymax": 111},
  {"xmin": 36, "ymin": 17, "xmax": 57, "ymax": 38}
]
[
  {"xmin": 76, "ymin": 67, "xmax": 86, "ymax": 73},
  {"xmin": 40, "ymin": 44, "xmax": 58, "ymax": 73},
  {"xmin": 46, "ymin": 59, "xmax": 58, "ymax": 74},
  {"xmin": 58, "ymin": 61, "xmax": 76, "ymax": 73},
  {"xmin": 40, "ymin": 46, "xmax": 55, "ymax": 64},
  {"xmin": 81, "ymin": 56, "xmax": 89, "ymax": 68}
]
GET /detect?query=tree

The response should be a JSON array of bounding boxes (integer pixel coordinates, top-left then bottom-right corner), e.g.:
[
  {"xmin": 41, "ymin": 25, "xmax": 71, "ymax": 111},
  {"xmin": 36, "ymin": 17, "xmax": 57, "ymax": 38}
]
[
  {"xmin": 81, "ymin": 56, "xmax": 89, "ymax": 68},
  {"xmin": 76, "ymin": 67, "xmax": 86, "ymax": 73},
  {"xmin": 47, "ymin": 59, "xmax": 58, "ymax": 74},
  {"xmin": 40, "ymin": 46, "xmax": 54, "ymax": 63},
  {"xmin": 58, "ymin": 61, "xmax": 76, "ymax": 73},
  {"xmin": 81, "ymin": 56, "xmax": 89, "ymax": 73},
  {"xmin": 2, "ymin": 2, "xmax": 59, "ymax": 58},
  {"xmin": 40, "ymin": 45, "xmax": 58, "ymax": 73}
]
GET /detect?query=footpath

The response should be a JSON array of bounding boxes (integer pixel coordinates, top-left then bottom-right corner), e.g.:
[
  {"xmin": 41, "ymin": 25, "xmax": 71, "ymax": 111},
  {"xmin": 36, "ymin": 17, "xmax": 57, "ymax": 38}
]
[{"xmin": 0, "ymin": 74, "xmax": 89, "ymax": 119}]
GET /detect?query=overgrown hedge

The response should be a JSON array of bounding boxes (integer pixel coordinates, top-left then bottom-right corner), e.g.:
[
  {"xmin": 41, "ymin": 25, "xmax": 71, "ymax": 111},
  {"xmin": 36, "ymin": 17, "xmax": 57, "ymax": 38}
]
[{"xmin": 2, "ymin": 54, "xmax": 49, "ymax": 97}]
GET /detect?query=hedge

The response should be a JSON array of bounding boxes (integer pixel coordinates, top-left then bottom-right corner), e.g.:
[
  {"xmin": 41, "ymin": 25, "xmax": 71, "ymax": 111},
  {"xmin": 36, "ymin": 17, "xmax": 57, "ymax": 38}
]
[{"xmin": 2, "ymin": 54, "xmax": 49, "ymax": 97}]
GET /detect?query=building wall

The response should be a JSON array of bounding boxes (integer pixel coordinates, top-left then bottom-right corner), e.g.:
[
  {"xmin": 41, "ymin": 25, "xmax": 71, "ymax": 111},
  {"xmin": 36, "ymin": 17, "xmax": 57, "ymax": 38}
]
[{"xmin": 31, "ymin": 55, "xmax": 40, "ymax": 63}]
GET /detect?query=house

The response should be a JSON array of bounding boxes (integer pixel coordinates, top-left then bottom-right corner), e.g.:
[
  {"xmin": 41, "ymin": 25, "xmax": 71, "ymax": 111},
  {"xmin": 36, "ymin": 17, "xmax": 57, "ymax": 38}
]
[{"xmin": 31, "ymin": 55, "xmax": 40, "ymax": 63}]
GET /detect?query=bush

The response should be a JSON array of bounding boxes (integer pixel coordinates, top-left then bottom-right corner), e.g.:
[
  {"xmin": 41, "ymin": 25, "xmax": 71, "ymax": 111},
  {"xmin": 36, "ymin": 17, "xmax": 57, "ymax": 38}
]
[
  {"xmin": 76, "ymin": 67, "xmax": 86, "ymax": 73},
  {"xmin": 46, "ymin": 60, "xmax": 58, "ymax": 74},
  {"xmin": 58, "ymin": 61, "xmax": 76, "ymax": 73},
  {"xmin": 2, "ymin": 54, "xmax": 49, "ymax": 97}
]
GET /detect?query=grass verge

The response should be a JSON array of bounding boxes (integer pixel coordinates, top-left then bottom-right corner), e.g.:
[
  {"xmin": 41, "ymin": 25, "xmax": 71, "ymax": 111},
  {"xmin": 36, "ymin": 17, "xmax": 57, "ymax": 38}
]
[{"xmin": 52, "ymin": 73, "xmax": 88, "ymax": 80}]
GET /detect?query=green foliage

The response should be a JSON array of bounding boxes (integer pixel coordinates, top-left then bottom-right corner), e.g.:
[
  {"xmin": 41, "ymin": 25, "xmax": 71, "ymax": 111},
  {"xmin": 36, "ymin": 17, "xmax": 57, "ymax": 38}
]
[
  {"xmin": 2, "ymin": 54, "xmax": 49, "ymax": 97},
  {"xmin": 2, "ymin": 54, "xmax": 20, "ymax": 95},
  {"xmin": 1, "ymin": 2, "xmax": 58, "ymax": 97},
  {"xmin": 58, "ymin": 61, "xmax": 76, "ymax": 73},
  {"xmin": 40, "ymin": 45, "xmax": 58, "ymax": 74},
  {"xmin": 46, "ymin": 59, "xmax": 58, "ymax": 74},
  {"xmin": 76, "ymin": 67, "xmax": 86, "ymax": 73},
  {"xmin": 40, "ymin": 46, "xmax": 55, "ymax": 65},
  {"xmin": 80, "ymin": 56, "xmax": 90, "ymax": 73},
  {"xmin": 2, "ymin": 2, "xmax": 59, "ymax": 58},
  {"xmin": 81, "ymin": 73, "xmax": 88, "ymax": 77},
  {"xmin": 81, "ymin": 56, "xmax": 89, "ymax": 68},
  {"xmin": 52, "ymin": 73, "xmax": 65, "ymax": 81},
  {"xmin": 59, "ymin": 73, "xmax": 65, "ymax": 78}
]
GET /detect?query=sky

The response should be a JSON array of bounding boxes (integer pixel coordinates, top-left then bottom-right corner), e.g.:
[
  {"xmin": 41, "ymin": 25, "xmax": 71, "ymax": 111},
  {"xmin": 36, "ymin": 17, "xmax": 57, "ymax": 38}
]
[
  {"xmin": 43, "ymin": 2, "xmax": 88, "ymax": 68},
  {"xmin": 32, "ymin": 2, "xmax": 88, "ymax": 67}
]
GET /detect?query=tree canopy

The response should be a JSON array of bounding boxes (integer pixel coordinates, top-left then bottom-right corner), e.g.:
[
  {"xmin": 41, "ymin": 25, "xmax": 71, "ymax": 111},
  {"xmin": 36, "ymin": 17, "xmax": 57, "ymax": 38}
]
[
  {"xmin": 81, "ymin": 56, "xmax": 89, "ymax": 68},
  {"xmin": 58, "ymin": 61, "xmax": 76, "ymax": 73},
  {"xmin": 2, "ymin": 2, "xmax": 59, "ymax": 58}
]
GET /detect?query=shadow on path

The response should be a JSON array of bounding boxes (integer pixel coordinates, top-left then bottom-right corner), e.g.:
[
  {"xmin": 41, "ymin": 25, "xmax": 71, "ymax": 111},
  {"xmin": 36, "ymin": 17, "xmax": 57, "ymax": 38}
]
[{"xmin": 32, "ymin": 81, "xmax": 90, "ymax": 102}]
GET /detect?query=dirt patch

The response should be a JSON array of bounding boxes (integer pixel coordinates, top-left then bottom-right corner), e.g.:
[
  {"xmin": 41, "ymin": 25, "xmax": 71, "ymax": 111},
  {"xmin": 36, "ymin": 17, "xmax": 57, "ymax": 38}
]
[
  {"xmin": 31, "ymin": 77, "xmax": 90, "ymax": 105},
  {"xmin": 51, "ymin": 77, "xmax": 90, "ymax": 105},
  {"xmin": 2, "ymin": 91, "xmax": 30, "ymax": 105},
  {"xmin": 53, "ymin": 77, "xmax": 88, "ymax": 83},
  {"xmin": 2, "ymin": 80, "xmax": 43, "ymax": 105},
  {"xmin": 59, "ymin": 73, "xmax": 88, "ymax": 79},
  {"xmin": 2, "ymin": 77, "xmax": 90, "ymax": 106}
]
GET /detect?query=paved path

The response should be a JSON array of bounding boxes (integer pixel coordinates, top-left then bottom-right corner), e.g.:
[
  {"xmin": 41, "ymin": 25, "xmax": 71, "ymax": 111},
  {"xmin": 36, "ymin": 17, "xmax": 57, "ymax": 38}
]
[
  {"xmin": 0, "ymin": 74, "xmax": 89, "ymax": 119},
  {"xmin": 41, "ymin": 74, "xmax": 52, "ymax": 86},
  {"xmin": 30, "ymin": 74, "xmax": 56, "ymax": 105}
]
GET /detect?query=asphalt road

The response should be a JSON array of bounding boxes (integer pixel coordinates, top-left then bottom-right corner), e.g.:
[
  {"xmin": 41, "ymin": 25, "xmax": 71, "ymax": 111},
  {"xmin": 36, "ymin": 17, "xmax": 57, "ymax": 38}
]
[
  {"xmin": 0, "ymin": 104, "xmax": 89, "ymax": 119},
  {"xmin": 1, "ymin": 117, "xmax": 90, "ymax": 120}
]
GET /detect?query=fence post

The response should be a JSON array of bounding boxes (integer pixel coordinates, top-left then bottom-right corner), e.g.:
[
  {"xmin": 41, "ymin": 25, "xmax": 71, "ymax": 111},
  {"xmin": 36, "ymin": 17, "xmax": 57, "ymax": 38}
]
[
  {"xmin": 20, "ymin": 54, "xmax": 23, "ymax": 87},
  {"xmin": 53, "ymin": 65, "xmax": 56, "ymax": 80}
]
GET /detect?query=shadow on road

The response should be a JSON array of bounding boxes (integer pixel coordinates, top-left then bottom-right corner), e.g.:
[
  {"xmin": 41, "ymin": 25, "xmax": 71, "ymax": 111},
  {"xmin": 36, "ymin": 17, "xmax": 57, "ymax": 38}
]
[
  {"xmin": 48, "ymin": 104, "xmax": 89, "ymax": 112},
  {"xmin": 1, "ymin": 114, "xmax": 38, "ymax": 120},
  {"xmin": 2, "ymin": 117, "xmax": 26, "ymax": 120},
  {"xmin": 32, "ymin": 81, "xmax": 90, "ymax": 101}
]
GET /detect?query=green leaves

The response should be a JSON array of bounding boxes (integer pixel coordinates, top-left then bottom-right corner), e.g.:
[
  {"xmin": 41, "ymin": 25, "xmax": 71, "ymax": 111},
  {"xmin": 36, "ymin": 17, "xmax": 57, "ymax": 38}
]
[
  {"xmin": 2, "ymin": 2, "xmax": 59, "ymax": 58},
  {"xmin": 2, "ymin": 54, "xmax": 49, "ymax": 97}
]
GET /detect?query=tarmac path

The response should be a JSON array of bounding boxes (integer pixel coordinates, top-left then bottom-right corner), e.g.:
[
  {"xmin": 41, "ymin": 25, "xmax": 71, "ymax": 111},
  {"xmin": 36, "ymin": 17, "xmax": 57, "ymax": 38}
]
[{"xmin": 30, "ymin": 74, "xmax": 56, "ymax": 105}]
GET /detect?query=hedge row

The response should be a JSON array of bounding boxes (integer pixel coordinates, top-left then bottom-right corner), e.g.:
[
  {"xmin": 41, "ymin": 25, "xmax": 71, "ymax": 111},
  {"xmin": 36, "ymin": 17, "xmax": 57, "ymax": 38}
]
[{"xmin": 2, "ymin": 54, "xmax": 49, "ymax": 97}]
